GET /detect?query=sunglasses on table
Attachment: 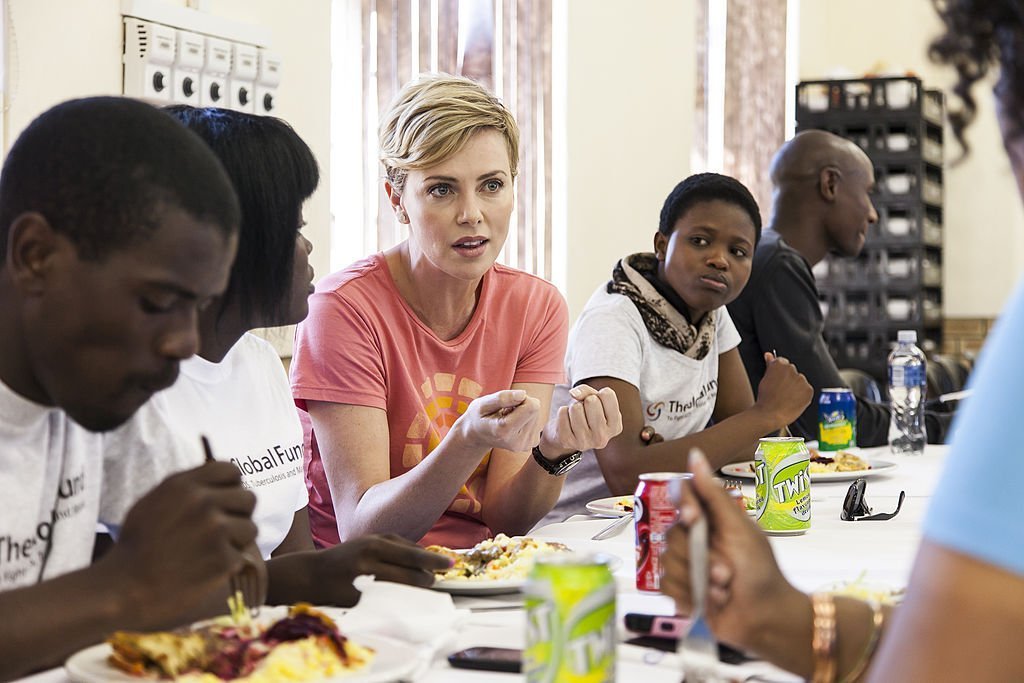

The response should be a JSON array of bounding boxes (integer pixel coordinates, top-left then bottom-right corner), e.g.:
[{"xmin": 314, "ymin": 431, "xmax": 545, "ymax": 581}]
[{"xmin": 841, "ymin": 478, "xmax": 906, "ymax": 521}]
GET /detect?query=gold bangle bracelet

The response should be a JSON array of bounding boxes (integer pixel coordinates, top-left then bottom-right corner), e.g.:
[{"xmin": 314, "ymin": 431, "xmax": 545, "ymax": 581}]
[
  {"xmin": 812, "ymin": 592, "xmax": 838, "ymax": 683},
  {"xmin": 839, "ymin": 600, "xmax": 885, "ymax": 683}
]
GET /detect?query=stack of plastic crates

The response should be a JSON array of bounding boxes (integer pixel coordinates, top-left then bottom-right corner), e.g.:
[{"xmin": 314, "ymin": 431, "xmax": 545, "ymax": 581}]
[{"xmin": 797, "ymin": 76, "xmax": 944, "ymax": 382}]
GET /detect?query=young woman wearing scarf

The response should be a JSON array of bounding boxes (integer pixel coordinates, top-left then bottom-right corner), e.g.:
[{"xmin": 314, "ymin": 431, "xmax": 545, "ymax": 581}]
[{"xmin": 542, "ymin": 173, "xmax": 813, "ymax": 523}]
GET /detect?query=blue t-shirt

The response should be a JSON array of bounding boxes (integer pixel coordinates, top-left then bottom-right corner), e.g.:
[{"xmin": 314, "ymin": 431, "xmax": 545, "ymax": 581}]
[{"xmin": 924, "ymin": 278, "xmax": 1024, "ymax": 576}]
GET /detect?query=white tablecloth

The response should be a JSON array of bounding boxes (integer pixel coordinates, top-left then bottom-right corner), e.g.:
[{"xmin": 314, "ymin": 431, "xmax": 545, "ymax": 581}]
[{"xmin": 20, "ymin": 445, "xmax": 948, "ymax": 682}]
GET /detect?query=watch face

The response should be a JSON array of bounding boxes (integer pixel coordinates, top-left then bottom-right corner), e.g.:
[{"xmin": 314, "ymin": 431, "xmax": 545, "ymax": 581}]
[{"xmin": 552, "ymin": 452, "xmax": 582, "ymax": 475}]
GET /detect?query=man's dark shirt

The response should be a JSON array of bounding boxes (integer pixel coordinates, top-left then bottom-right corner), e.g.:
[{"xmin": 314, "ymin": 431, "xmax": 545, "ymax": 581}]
[{"xmin": 728, "ymin": 230, "xmax": 946, "ymax": 446}]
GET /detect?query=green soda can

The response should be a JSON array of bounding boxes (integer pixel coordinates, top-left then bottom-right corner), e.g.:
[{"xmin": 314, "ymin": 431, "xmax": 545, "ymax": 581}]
[
  {"xmin": 754, "ymin": 436, "xmax": 811, "ymax": 535},
  {"xmin": 523, "ymin": 553, "xmax": 616, "ymax": 683}
]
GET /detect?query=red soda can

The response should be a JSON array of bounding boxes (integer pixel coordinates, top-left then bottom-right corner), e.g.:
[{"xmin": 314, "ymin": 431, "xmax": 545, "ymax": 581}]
[{"xmin": 635, "ymin": 472, "xmax": 691, "ymax": 593}]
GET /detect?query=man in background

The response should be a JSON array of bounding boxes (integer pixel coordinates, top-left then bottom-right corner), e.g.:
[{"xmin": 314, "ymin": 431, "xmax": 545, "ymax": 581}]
[{"xmin": 728, "ymin": 130, "xmax": 946, "ymax": 445}]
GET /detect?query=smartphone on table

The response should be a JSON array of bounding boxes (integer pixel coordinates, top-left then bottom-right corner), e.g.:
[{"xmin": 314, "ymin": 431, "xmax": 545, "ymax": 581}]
[
  {"xmin": 447, "ymin": 646, "xmax": 522, "ymax": 673},
  {"xmin": 623, "ymin": 612, "xmax": 753, "ymax": 665}
]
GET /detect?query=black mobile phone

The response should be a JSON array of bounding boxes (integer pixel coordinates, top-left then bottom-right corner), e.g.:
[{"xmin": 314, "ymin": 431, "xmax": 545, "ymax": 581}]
[{"xmin": 447, "ymin": 646, "xmax": 523, "ymax": 673}]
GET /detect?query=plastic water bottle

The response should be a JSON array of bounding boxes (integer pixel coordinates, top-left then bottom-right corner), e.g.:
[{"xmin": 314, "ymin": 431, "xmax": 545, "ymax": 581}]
[{"xmin": 888, "ymin": 330, "xmax": 927, "ymax": 455}]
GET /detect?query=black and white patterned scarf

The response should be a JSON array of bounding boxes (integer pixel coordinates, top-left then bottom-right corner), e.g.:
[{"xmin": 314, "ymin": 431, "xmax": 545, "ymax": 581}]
[{"xmin": 607, "ymin": 253, "xmax": 717, "ymax": 361}]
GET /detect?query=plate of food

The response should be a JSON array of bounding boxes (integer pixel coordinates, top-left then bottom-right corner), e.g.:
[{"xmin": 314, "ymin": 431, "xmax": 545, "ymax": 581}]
[
  {"xmin": 64, "ymin": 604, "xmax": 416, "ymax": 683},
  {"xmin": 720, "ymin": 449, "xmax": 896, "ymax": 483},
  {"xmin": 426, "ymin": 534, "xmax": 571, "ymax": 595},
  {"xmin": 585, "ymin": 495, "xmax": 635, "ymax": 517}
]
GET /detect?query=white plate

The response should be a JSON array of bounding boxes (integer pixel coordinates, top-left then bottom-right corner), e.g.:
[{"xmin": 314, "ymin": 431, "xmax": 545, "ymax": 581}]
[
  {"xmin": 432, "ymin": 552, "xmax": 621, "ymax": 596},
  {"xmin": 721, "ymin": 459, "xmax": 897, "ymax": 483},
  {"xmin": 430, "ymin": 538, "xmax": 573, "ymax": 596},
  {"xmin": 432, "ymin": 576, "xmax": 527, "ymax": 595},
  {"xmin": 585, "ymin": 495, "xmax": 634, "ymax": 517},
  {"xmin": 65, "ymin": 631, "xmax": 416, "ymax": 683}
]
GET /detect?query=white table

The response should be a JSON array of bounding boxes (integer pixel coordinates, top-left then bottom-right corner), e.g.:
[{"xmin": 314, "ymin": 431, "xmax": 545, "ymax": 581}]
[
  {"xmin": 764, "ymin": 445, "xmax": 945, "ymax": 594},
  {"xmin": 20, "ymin": 445, "xmax": 948, "ymax": 682}
]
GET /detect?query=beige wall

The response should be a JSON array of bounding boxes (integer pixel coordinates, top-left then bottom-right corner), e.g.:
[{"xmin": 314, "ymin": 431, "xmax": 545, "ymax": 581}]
[
  {"xmin": 7, "ymin": 0, "xmax": 1013, "ymax": 324},
  {"xmin": 799, "ymin": 0, "xmax": 1024, "ymax": 318},
  {"xmin": 2, "ymin": 0, "xmax": 331, "ymax": 355},
  {"xmin": 4, "ymin": 1, "xmax": 119, "ymax": 143},
  {"xmin": 560, "ymin": 0, "xmax": 695, "ymax": 320}
]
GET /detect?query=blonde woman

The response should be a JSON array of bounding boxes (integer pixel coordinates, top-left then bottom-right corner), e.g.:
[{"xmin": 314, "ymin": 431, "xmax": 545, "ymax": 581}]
[{"xmin": 291, "ymin": 74, "xmax": 621, "ymax": 548}]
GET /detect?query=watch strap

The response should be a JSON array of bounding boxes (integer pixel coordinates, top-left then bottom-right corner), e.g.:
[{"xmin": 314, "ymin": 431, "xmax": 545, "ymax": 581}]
[{"xmin": 532, "ymin": 445, "xmax": 582, "ymax": 476}]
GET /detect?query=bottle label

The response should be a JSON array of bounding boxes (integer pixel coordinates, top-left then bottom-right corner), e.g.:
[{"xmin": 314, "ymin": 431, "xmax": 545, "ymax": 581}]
[{"xmin": 889, "ymin": 364, "xmax": 925, "ymax": 388}]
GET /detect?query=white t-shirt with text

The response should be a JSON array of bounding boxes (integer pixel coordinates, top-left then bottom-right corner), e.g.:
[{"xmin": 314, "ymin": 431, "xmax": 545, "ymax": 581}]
[
  {"xmin": 101, "ymin": 333, "xmax": 307, "ymax": 559},
  {"xmin": 0, "ymin": 379, "xmax": 103, "ymax": 590},
  {"xmin": 541, "ymin": 285, "xmax": 741, "ymax": 525}
]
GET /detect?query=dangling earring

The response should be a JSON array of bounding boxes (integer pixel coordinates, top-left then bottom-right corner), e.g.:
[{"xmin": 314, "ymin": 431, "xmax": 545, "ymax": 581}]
[{"xmin": 396, "ymin": 209, "xmax": 408, "ymax": 224}]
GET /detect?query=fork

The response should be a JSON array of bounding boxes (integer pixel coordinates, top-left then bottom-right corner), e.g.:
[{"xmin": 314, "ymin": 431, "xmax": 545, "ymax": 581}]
[
  {"xmin": 202, "ymin": 435, "xmax": 261, "ymax": 622},
  {"xmin": 228, "ymin": 551, "xmax": 262, "ymax": 622},
  {"xmin": 765, "ymin": 352, "xmax": 793, "ymax": 439},
  {"xmin": 679, "ymin": 514, "xmax": 722, "ymax": 682}
]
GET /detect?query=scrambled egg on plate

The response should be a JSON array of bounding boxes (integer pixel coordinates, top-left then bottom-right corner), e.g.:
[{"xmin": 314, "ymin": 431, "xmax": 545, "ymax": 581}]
[{"xmin": 428, "ymin": 534, "xmax": 569, "ymax": 581}]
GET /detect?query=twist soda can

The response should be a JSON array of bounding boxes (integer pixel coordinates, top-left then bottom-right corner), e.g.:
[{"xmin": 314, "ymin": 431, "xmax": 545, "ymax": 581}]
[
  {"xmin": 635, "ymin": 472, "xmax": 690, "ymax": 593},
  {"xmin": 818, "ymin": 387, "xmax": 857, "ymax": 450},
  {"xmin": 754, "ymin": 437, "xmax": 811, "ymax": 534},
  {"xmin": 523, "ymin": 553, "xmax": 616, "ymax": 683}
]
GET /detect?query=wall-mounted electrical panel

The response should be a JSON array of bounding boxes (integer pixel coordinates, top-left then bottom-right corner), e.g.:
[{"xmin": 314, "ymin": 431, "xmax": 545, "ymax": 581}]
[
  {"xmin": 123, "ymin": 18, "xmax": 176, "ymax": 102},
  {"xmin": 228, "ymin": 42, "xmax": 258, "ymax": 113},
  {"xmin": 172, "ymin": 30, "xmax": 204, "ymax": 105},
  {"xmin": 121, "ymin": 0, "xmax": 279, "ymax": 114},
  {"xmin": 201, "ymin": 37, "xmax": 231, "ymax": 107},
  {"xmin": 256, "ymin": 50, "xmax": 282, "ymax": 115}
]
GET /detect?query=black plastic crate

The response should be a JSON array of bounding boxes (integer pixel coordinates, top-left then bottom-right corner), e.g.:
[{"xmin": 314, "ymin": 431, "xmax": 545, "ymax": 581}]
[
  {"xmin": 797, "ymin": 119, "xmax": 943, "ymax": 166},
  {"xmin": 874, "ymin": 160, "xmax": 943, "ymax": 207},
  {"xmin": 816, "ymin": 247, "xmax": 941, "ymax": 291},
  {"xmin": 879, "ymin": 289, "xmax": 942, "ymax": 326},
  {"xmin": 825, "ymin": 326, "xmax": 943, "ymax": 386},
  {"xmin": 819, "ymin": 288, "xmax": 942, "ymax": 329},
  {"xmin": 876, "ymin": 246, "xmax": 942, "ymax": 289},
  {"xmin": 870, "ymin": 202, "xmax": 943, "ymax": 247},
  {"xmin": 818, "ymin": 290, "xmax": 875, "ymax": 327},
  {"xmin": 796, "ymin": 76, "xmax": 944, "ymax": 127},
  {"xmin": 825, "ymin": 330, "xmax": 890, "ymax": 381},
  {"xmin": 813, "ymin": 252, "xmax": 874, "ymax": 289},
  {"xmin": 867, "ymin": 120, "xmax": 943, "ymax": 165}
]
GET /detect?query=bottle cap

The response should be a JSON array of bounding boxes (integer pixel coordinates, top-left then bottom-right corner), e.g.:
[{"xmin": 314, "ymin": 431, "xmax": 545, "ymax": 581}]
[{"xmin": 897, "ymin": 330, "xmax": 917, "ymax": 343}]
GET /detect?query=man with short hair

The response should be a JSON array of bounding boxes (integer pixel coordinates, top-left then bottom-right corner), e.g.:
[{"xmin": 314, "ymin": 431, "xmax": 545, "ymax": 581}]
[
  {"xmin": 0, "ymin": 97, "xmax": 253, "ymax": 680},
  {"xmin": 728, "ymin": 130, "xmax": 945, "ymax": 446}
]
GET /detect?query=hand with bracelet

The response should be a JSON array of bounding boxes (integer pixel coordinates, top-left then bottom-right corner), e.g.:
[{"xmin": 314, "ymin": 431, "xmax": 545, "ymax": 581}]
[{"xmin": 660, "ymin": 451, "xmax": 891, "ymax": 682}]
